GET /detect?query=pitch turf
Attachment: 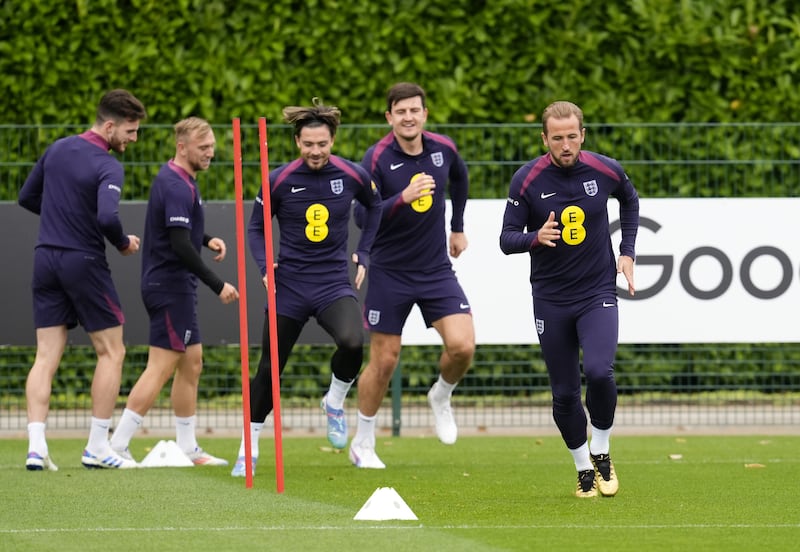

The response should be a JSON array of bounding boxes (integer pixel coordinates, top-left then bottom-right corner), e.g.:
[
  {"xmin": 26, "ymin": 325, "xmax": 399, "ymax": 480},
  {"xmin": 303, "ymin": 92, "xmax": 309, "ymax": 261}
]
[{"xmin": 1, "ymin": 435, "xmax": 798, "ymax": 551}]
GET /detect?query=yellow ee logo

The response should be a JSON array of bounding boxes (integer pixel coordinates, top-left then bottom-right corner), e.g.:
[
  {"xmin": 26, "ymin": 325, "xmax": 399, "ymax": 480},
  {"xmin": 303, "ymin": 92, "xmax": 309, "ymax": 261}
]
[
  {"xmin": 305, "ymin": 203, "xmax": 329, "ymax": 242},
  {"xmin": 560, "ymin": 206, "xmax": 586, "ymax": 245},
  {"xmin": 410, "ymin": 173, "xmax": 433, "ymax": 213}
]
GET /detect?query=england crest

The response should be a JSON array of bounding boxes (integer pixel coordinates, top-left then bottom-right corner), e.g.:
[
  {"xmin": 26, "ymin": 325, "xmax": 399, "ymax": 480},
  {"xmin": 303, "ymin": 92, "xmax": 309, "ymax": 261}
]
[
  {"xmin": 368, "ymin": 309, "xmax": 381, "ymax": 325},
  {"xmin": 582, "ymin": 179, "xmax": 598, "ymax": 196},
  {"xmin": 330, "ymin": 178, "xmax": 344, "ymax": 195},
  {"xmin": 535, "ymin": 318, "xmax": 544, "ymax": 335},
  {"xmin": 431, "ymin": 152, "xmax": 444, "ymax": 167}
]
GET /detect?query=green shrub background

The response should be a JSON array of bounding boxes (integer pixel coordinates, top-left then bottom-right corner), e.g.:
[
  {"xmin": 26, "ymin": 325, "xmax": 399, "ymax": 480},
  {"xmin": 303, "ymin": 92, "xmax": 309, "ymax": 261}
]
[
  {"xmin": 3, "ymin": 0, "xmax": 800, "ymax": 202},
  {"xmin": 2, "ymin": 0, "xmax": 798, "ymax": 125}
]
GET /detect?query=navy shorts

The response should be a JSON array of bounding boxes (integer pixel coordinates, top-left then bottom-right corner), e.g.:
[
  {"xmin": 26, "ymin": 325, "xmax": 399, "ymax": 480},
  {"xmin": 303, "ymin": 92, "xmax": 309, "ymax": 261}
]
[
  {"xmin": 32, "ymin": 247, "xmax": 125, "ymax": 332},
  {"xmin": 142, "ymin": 289, "xmax": 201, "ymax": 352},
  {"xmin": 363, "ymin": 266, "xmax": 471, "ymax": 335},
  {"xmin": 273, "ymin": 270, "xmax": 356, "ymax": 323}
]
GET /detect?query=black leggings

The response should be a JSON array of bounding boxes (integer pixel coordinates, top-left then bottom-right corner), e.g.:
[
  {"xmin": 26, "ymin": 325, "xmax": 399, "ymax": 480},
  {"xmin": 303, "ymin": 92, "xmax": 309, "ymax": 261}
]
[{"xmin": 249, "ymin": 295, "xmax": 363, "ymax": 423}]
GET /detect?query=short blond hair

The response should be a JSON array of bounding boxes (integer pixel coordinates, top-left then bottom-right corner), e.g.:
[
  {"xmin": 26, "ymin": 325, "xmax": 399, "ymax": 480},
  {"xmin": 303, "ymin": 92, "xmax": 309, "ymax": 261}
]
[
  {"xmin": 174, "ymin": 116, "xmax": 212, "ymax": 142},
  {"xmin": 542, "ymin": 101, "xmax": 584, "ymax": 135}
]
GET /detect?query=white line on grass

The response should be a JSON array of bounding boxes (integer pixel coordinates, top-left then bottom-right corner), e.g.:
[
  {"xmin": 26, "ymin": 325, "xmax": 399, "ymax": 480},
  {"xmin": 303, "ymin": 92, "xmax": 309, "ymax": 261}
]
[{"xmin": 2, "ymin": 523, "xmax": 799, "ymax": 535}]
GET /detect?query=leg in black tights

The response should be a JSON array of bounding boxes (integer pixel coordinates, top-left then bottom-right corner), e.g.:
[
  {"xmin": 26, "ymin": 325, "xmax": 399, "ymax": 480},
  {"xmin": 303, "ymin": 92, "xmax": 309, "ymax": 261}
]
[
  {"xmin": 316, "ymin": 296, "xmax": 364, "ymax": 384},
  {"xmin": 249, "ymin": 314, "xmax": 303, "ymax": 423}
]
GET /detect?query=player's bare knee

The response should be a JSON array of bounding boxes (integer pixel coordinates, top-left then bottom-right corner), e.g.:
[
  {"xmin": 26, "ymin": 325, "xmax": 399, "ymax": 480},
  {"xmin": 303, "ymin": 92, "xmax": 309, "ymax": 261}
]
[{"xmin": 446, "ymin": 339, "xmax": 475, "ymax": 365}]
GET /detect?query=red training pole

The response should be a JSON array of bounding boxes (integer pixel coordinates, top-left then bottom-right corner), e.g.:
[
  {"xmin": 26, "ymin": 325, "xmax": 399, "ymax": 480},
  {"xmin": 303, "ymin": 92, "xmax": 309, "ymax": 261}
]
[
  {"xmin": 258, "ymin": 116, "xmax": 285, "ymax": 493},
  {"xmin": 232, "ymin": 118, "xmax": 254, "ymax": 489}
]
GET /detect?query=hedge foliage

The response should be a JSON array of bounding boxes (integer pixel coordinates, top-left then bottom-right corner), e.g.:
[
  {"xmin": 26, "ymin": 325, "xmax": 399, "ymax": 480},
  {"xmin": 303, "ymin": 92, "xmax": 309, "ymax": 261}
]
[
  {"xmin": 1, "ymin": 0, "xmax": 799, "ymax": 125},
  {"xmin": 4, "ymin": 0, "xmax": 800, "ymax": 201}
]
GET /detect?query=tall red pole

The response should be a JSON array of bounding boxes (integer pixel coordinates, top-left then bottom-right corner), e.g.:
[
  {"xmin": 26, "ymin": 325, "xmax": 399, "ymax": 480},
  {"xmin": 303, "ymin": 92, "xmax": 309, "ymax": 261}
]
[
  {"xmin": 258, "ymin": 117, "xmax": 285, "ymax": 493},
  {"xmin": 232, "ymin": 118, "xmax": 254, "ymax": 489}
]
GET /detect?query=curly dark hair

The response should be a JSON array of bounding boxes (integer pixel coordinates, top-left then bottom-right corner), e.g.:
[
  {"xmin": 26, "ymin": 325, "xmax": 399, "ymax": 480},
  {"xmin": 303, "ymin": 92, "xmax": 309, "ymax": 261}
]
[{"xmin": 283, "ymin": 97, "xmax": 341, "ymax": 138}]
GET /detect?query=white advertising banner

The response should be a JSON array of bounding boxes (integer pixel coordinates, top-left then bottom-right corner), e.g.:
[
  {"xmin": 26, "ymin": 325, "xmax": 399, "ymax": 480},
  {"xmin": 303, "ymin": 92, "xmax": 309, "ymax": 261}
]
[{"xmin": 401, "ymin": 198, "xmax": 800, "ymax": 345}]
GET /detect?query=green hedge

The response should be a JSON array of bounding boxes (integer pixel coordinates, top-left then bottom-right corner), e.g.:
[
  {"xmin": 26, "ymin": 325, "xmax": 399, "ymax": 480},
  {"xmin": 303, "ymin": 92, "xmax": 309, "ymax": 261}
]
[
  {"xmin": 4, "ymin": 1, "xmax": 799, "ymax": 200},
  {"xmin": 1, "ymin": 0, "xmax": 798, "ymax": 125}
]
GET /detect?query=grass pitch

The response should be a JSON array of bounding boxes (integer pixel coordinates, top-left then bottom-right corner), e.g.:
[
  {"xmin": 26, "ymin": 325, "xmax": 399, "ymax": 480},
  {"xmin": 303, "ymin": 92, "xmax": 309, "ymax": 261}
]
[{"xmin": 1, "ymin": 434, "xmax": 798, "ymax": 551}]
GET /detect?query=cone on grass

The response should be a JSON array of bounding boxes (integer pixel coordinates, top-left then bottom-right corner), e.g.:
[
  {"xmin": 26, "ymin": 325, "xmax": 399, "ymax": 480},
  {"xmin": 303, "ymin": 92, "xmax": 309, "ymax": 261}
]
[
  {"xmin": 139, "ymin": 440, "xmax": 194, "ymax": 468},
  {"xmin": 353, "ymin": 487, "xmax": 418, "ymax": 521}
]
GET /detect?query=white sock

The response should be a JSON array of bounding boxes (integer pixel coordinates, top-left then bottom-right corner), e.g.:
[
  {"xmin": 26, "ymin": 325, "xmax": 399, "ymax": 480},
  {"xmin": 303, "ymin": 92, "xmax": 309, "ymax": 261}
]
[
  {"xmin": 569, "ymin": 442, "xmax": 593, "ymax": 472},
  {"xmin": 175, "ymin": 415, "xmax": 198, "ymax": 453},
  {"xmin": 27, "ymin": 422, "xmax": 47, "ymax": 455},
  {"xmin": 432, "ymin": 374, "xmax": 456, "ymax": 399},
  {"xmin": 353, "ymin": 411, "xmax": 377, "ymax": 447},
  {"xmin": 87, "ymin": 417, "xmax": 112, "ymax": 453},
  {"xmin": 589, "ymin": 425, "xmax": 612, "ymax": 456},
  {"xmin": 237, "ymin": 422, "xmax": 264, "ymax": 457},
  {"xmin": 110, "ymin": 408, "xmax": 143, "ymax": 451},
  {"xmin": 324, "ymin": 375, "xmax": 352, "ymax": 411}
]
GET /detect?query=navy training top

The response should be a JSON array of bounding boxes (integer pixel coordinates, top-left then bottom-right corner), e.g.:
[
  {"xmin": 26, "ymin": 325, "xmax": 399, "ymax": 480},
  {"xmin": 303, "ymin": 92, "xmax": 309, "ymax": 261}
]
[
  {"xmin": 355, "ymin": 131, "xmax": 469, "ymax": 272},
  {"xmin": 19, "ymin": 130, "xmax": 131, "ymax": 255},
  {"xmin": 500, "ymin": 150, "xmax": 639, "ymax": 303},
  {"xmin": 141, "ymin": 160, "xmax": 215, "ymax": 294},
  {"xmin": 248, "ymin": 154, "xmax": 381, "ymax": 281}
]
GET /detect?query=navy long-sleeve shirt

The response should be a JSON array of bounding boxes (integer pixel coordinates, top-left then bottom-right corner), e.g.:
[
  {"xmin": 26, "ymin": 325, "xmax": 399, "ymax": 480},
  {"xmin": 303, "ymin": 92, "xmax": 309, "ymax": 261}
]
[
  {"xmin": 18, "ymin": 130, "xmax": 131, "ymax": 255},
  {"xmin": 500, "ymin": 150, "xmax": 639, "ymax": 302},
  {"xmin": 355, "ymin": 131, "xmax": 469, "ymax": 272},
  {"xmin": 141, "ymin": 160, "xmax": 224, "ymax": 295},
  {"xmin": 248, "ymin": 155, "xmax": 381, "ymax": 281}
]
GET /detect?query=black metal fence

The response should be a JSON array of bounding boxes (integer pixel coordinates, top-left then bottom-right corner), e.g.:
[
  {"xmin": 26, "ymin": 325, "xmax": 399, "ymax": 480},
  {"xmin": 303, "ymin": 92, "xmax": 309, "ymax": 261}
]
[
  {"xmin": 3, "ymin": 122, "xmax": 800, "ymax": 200},
  {"xmin": 1, "ymin": 343, "xmax": 798, "ymax": 435}
]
